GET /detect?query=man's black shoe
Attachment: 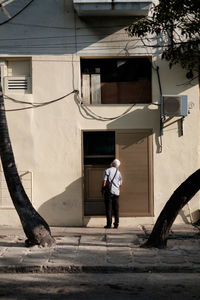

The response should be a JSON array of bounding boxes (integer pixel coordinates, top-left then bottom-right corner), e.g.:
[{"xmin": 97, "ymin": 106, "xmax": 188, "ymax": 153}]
[
  {"xmin": 113, "ymin": 225, "xmax": 118, "ymax": 229},
  {"xmin": 104, "ymin": 225, "xmax": 111, "ymax": 228}
]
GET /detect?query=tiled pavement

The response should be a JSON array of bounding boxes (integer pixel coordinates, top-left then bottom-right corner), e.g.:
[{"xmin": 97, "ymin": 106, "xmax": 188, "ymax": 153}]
[{"xmin": 0, "ymin": 224, "xmax": 200, "ymax": 273}]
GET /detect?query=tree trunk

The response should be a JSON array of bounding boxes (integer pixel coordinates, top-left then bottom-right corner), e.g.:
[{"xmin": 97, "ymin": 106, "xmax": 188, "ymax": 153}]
[
  {"xmin": 142, "ymin": 169, "xmax": 200, "ymax": 249},
  {"xmin": 0, "ymin": 80, "xmax": 55, "ymax": 247}
]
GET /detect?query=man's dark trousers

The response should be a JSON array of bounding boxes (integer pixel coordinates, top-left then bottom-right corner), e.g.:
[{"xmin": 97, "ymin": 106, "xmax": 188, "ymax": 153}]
[{"xmin": 104, "ymin": 191, "xmax": 119, "ymax": 228}]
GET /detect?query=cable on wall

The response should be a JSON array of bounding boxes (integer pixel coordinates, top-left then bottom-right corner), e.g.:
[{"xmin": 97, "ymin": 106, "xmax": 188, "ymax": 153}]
[
  {"xmin": 0, "ymin": 0, "xmax": 35, "ymax": 26},
  {"xmin": 4, "ymin": 90, "xmax": 78, "ymax": 112},
  {"xmin": 4, "ymin": 89, "xmax": 136, "ymax": 122},
  {"xmin": 75, "ymin": 91, "xmax": 136, "ymax": 121}
]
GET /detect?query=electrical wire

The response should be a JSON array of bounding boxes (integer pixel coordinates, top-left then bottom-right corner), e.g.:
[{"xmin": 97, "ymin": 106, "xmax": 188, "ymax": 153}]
[
  {"xmin": 0, "ymin": 0, "xmax": 35, "ymax": 26},
  {"xmin": 4, "ymin": 89, "xmax": 137, "ymax": 122},
  {"xmin": 0, "ymin": 2, "xmax": 161, "ymax": 121},
  {"xmin": 4, "ymin": 90, "xmax": 78, "ymax": 112},
  {"xmin": 0, "ymin": 39, "xmax": 144, "ymax": 49},
  {"xmin": 8, "ymin": 22, "xmax": 143, "ymax": 31},
  {"xmin": 0, "ymin": 32, "xmax": 133, "ymax": 41},
  {"xmin": 75, "ymin": 92, "xmax": 136, "ymax": 121}
]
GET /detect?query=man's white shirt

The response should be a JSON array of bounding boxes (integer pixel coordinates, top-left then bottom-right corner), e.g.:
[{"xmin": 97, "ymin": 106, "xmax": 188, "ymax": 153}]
[{"xmin": 104, "ymin": 166, "xmax": 122, "ymax": 196}]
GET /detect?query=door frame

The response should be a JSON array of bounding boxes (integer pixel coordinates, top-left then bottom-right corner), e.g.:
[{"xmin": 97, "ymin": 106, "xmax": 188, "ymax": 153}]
[
  {"xmin": 82, "ymin": 129, "xmax": 154, "ymax": 218},
  {"xmin": 82, "ymin": 130, "xmax": 115, "ymax": 217}
]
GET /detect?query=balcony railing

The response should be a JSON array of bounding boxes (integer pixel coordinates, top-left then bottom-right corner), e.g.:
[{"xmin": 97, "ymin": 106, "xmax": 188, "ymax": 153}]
[{"xmin": 73, "ymin": 0, "xmax": 153, "ymax": 16}]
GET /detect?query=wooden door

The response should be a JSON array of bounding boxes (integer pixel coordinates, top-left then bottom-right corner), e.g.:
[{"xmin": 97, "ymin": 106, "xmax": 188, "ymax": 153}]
[
  {"xmin": 84, "ymin": 165, "xmax": 106, "ymax": 216},
  {"xmin": 116, "ymin": 130, "xmax": 153, "ymax": 216}
]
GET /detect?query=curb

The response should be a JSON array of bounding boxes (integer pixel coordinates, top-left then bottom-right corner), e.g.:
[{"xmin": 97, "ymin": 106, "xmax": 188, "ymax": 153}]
[{"xmin": 1, "ymin": 265, "xmax": 200, "ymax": 274}]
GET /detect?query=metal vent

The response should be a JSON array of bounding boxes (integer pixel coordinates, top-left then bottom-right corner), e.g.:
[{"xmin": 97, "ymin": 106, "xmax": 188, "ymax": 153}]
[
  {"xmin": 4, "ymin": 76, "xmax": 31, "ymax": 93},
  {"xmin": 161, "ymin": 95, "xmax": 188, "ymax": 117}
]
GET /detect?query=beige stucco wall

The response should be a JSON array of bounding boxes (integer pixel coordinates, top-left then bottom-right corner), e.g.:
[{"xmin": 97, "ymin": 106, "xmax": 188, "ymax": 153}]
[{"xmin": 0, "ymin": 0, "xmax": 199, "ymax": 227}]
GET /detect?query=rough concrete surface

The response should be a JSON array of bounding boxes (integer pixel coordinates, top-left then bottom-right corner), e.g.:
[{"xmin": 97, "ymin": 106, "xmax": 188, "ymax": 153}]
[{"xmin": 0, "ymin": 224, "xmax": 200, "ymax": 273}]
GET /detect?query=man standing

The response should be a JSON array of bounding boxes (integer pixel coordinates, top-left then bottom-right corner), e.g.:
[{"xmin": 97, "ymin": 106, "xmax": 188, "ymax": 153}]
[{"xmin": 102, "ymin": 159, "xmax": 122, "ymax": 229}]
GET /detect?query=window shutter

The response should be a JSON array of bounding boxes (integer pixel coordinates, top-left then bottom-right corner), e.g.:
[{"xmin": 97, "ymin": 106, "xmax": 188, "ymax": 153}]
[
  {"xmin": 82, "ymin": 74, "xmax": 90, "ymax": 104},
  {"xmin": 91, "ymin": 74, "xmax": 101, "ymax": 104}
]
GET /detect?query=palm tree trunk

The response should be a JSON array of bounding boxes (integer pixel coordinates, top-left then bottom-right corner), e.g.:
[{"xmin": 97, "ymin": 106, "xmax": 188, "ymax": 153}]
[
  {"xmin": 0, "ymin": 79, "xmax": 55, "ymax": 247},
  {"xmin": 142, "ymin": 169, "xmax": 200, "ymax": 248}
]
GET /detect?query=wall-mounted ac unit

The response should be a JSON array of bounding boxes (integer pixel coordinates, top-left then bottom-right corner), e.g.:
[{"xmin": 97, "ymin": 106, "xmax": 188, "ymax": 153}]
[
  {"xmin": 161, "ymin": 95, "xmax": 188, "ymax": 117},
  {"xmin": 4, "ymin": 76, "xmax": 31, "ymax": 94}
]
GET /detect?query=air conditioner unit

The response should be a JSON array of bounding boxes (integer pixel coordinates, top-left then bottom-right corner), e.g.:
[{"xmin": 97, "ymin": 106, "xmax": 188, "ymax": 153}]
[{"xmin": 161, "ymin": 95, "xmax": 188, "ymax": 117}]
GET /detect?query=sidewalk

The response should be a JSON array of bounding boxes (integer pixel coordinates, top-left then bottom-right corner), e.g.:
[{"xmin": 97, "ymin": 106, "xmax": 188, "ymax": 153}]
[{"xmin": 0, "ymin": 224, "xmax": 200, "ymax": 273}]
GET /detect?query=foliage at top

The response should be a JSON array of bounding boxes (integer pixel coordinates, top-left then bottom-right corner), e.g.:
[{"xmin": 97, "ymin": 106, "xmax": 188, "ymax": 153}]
[{"xmin": 127, "ymin": 0, "xmax": 200, "ymax": 78}]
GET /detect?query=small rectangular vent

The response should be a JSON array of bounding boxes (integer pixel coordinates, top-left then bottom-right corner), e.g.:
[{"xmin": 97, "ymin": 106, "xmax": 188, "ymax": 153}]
[
  {"xmin": 8, "ymin": 79, "xmax": 28, "ymax": 90},
  {"xmin": 161, "ymin": 95, "xmax": 188, "ymax": 117},
  {"xmin": 4, "ymin": 76, "xmax": 31, "ymax": 93}
]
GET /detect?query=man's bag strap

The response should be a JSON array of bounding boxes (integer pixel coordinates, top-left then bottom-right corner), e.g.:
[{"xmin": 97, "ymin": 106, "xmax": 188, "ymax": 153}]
[{"xmin": 110, "ymin": 168, "xmax": 118, "ymax": 185}]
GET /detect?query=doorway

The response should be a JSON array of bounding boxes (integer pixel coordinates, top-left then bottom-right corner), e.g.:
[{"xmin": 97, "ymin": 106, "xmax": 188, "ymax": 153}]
[
  {"xmin": 83, "ymin": 130, "xmax": 153, "ymax": 217},
  {"xmin": 83, "ymin": 131, "xmax": 115, "ymax": 216}
]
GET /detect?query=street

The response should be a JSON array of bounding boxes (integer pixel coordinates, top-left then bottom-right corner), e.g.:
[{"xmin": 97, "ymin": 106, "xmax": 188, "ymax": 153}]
[{"xmin": 0, "ymin": 273, "xmax": 200, "ymax": 300}]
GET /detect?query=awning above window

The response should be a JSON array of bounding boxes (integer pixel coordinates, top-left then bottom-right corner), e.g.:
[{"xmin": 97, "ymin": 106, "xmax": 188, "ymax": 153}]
[{"xmin": 73, "ymin": 0, "xmax": 153, "ymax": 16}]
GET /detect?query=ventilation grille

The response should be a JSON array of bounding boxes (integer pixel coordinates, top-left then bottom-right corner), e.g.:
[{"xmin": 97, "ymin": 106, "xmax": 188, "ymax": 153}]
[
  {"xmin": 161, "ymin": 95, "xmax": 188, "ymax": 116},
  {"xmin": 4, "ymin": 76, "xmax": 31, "ymax": 93}
]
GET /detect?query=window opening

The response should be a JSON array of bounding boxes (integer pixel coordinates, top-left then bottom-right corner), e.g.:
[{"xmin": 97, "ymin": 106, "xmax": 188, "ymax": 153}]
[
  {"xmin": 81, "ymin": 58, "xmax": 152, "ymax": 104},
  {"xmin": 84, "ymin": 131, "xmax": 115, "ymax": 165},
  {"xmin": 4, "ymin": 58, "xmax": 32, "ymax": 94}
]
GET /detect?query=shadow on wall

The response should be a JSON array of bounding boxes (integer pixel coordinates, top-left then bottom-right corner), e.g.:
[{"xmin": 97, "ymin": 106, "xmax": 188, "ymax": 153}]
[
  {"xmin": 105, "ymin": 105, "xmax": 162, "ymax": 153},
  {"xmin": 106, "ymin": 105, "xmax": 188, "ymax": 153},
  {"xmin": 0, "ymin": 0, "xmax": 135, "ymax": 55},
  {"xmin": 38, "ymin": 178, "xmax": 83, "ymax": 226}
]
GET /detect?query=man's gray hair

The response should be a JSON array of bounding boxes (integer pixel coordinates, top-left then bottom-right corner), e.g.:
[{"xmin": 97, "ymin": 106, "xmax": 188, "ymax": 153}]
[{"xmin": 112, "ymin": 159, "xmax": 120, "ymax": 168}]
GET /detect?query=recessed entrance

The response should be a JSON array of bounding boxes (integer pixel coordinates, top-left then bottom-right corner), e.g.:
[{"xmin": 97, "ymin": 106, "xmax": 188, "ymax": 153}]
[
  {"xmin": 83, "ymin": 130, "xmax": 153, "ymax": 217},
  {"xmin": 83, "ymin": 131, "xmax": 115, "ymax": 216}
]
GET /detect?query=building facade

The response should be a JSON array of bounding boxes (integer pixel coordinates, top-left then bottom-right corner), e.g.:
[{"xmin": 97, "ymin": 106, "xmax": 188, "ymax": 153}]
[{"xmin": 0, "ymin": 0, "xmax": 199, "ymax": 227}]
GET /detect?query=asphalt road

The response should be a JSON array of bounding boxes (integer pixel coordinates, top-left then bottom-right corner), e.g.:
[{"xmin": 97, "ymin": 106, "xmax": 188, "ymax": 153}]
[{"xmin": 0, "ymin": 273, "xmax": 200, "ymax": 300}]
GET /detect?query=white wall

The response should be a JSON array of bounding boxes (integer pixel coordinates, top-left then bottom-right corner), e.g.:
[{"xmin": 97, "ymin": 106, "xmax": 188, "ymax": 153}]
[{"xmin": 0, "ymin": 0, "xmax": 199, "ymax": 227}]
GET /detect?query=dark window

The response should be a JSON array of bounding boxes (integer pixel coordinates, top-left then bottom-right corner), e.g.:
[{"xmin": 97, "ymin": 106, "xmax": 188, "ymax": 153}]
[
  {"xmin": 81, "ymin": 58, "xmax": 152, "ymax": 104},
  {"xmin": 83, "ymin": 131, "xmax": 115, "ymax": 165}
]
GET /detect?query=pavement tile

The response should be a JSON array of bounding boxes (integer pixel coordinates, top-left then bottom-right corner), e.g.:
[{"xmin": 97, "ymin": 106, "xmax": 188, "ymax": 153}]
[
  {"xmin": 133, "ymin": 256, "xmax": 159, "ymax": 264},
  {"xmin": 106, "ymin": 234, "xmax": 139, "ymax": 247},
  {"xmin": 133, "ymin": 248, "xmax": 158, "ymax": 256},
  {"xmin": 158, "ymin": 248, "xmax": 185, "ymax": 255},
  {"xmin": 183, "ymin": 249, "xmax": 200, "ymax": 255},
  {"xmin": 187, "ymin": 256, "xmax": 200, "ymax": 264},
  {"xmin": 55, "ymin": 236, "xmax": 80, "ymax": 246},
  {"xmin": 21, "ymin": 248, "xmax": 51, "ymax": 265},
  {"xmin": 0, "ymin": 256, "xmax": 23, "ymax": 266},
  {"xmin": 159, "ymin": 255, "xmax": 187, "ymax": 264},
  {"xmin": 0, "ymin": 248, "xmax": 7, "ymax": 256},
  {"xmin": 48, "ymin": 245, "xmax": 78, "ymax": 265},
  {"xmin": 80, "ymin": 235, "xmax": 106, "ymax": 246},
  {"xmin": 167, "ymin": 239, "xmax": 200, "ymax": 248},
  {"xmin": 107, "ymin": 246, "xmax": 132, "ymax": 265},
  {"xmin": 0, "ymin": 247, "xmax": 28, "ymax": 266},
  {"xmin": 0, "ymin": 225, "xmax": 200, "ymax": 273},
  {"xmin": 191, "ymin": 265, "xmax": 200, "ymax": 272},
  {"xmin": 0, "ymin": 258, "xmax": 22, "ymax": 266},
  {"xmin": 77, "ymin": 245, "xmax": 107, "ymax": 266},
  {"xmin": 171, "ymin": 224, "xmax": 200, "ymax": 233},
  {"xmin": 3, "ymin": 247, "xmax": 28, "ymax": 256}
]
